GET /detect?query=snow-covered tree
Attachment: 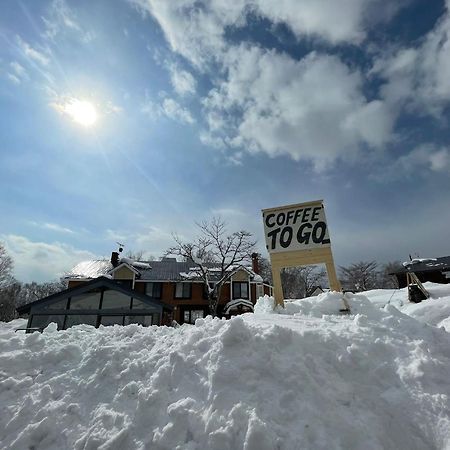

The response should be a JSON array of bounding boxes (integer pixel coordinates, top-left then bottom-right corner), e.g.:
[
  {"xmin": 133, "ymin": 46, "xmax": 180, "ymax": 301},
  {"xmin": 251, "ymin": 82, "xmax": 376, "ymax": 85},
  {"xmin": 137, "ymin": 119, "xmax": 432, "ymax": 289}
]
[{"xmin": 166, "ymin": 217, "xmax": 256, "ymax": 316}]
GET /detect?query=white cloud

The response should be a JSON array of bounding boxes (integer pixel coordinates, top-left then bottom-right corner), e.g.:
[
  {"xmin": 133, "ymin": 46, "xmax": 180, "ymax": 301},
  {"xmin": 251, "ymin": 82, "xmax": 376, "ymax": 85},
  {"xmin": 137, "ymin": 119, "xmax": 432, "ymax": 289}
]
[
  {"xmin": 132, "ymin": 1, "xmax": 403, "ymax": 169},
  {"xmin": 105, "ymin": 227, "xmax": 175, "ymax": 258},
  {"xmin": 401, "ymin": 145, "xmax": 450, "ymax": 173},
  {"xmin": 7, "ymin": 74, "xmax": 21, "ymax": 85},
  {"xmin": 373, "ymin": 1, "xmax": 450, "ymax": 116},
  {"xmin": 43, "ymin": 0, "xmax": 94, "ymax": 43},
  {"xmin": 142, "ymin": 95, "xmax": 195, "ymax": 124},
  {"xmin": 135, "ymin": 226, "xmax": 175, "ymax": 253},
  {"xmin": 1, "ymin": 234, "xmax": 96, "ymax": 282},
  {"xmin": 429, "ymin": 148, "xmax": 450, "ymax": 171},
  {"xmin": 29, "ymin": 221, "xmax": 76, "ymax": 234},
  {"xmin": 203, "ymin": 47, "xmax": 394, "ymax": 170},
  {"xmin": 132, "ymin": 0, "xmax": 408, "ymax": 67},
  {"xmin": 17, "ymin": 36, "xmax": 50, "ymax": 66},
  {"xmin": 255, "ymin": 0, "xmax": 407, "ymax": 44},
  {"xmin": 169, "ymin": 65, "xmax": 197, "ymax": 96},
  {"xmin": 162, "ymin": 98, "xmax": 195, "ymax": 124},
  {"xmin": 373, "ymin": 145, "xmax": 450, "ymax": 180},
  {"xmin": 10, "ymin": 61, "xmax": 27, "ymax": 78}
]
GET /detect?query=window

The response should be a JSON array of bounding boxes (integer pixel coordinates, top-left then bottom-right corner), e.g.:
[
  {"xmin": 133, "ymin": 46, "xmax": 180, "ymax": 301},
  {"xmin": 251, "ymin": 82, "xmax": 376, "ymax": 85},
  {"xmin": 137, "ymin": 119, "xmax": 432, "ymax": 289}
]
[
  {"xmin": 101, "ymin": 290, "xmax": 132, "ymax": 310},
  {"xmin": 125, "ymin": 315, "xmax": 153, "ymax": 326},
  {"xmin": 115, "ymin": 279, "xmax": 133, "ymax": 289},
  {"xmin": 145, "ymin": 282, "xmax": 162, "ymax": 298},
  {"xmin": 100, "ymin": 315, "xmax": 124, "ymax": 326},
  {"xmin": 183, "ymin": 309, "xmax": 204, "ymax": 324},
  {"xmin": 65, "ymin": 315, "xmax": 97, "ymax": 328},
  {"xmin": 131, "ymin": 298, "xmax": 157, "ymax": 310},
  {"xmin": 256, "ymin": 284, "xmax": 264, "ymax": 299},
  {"xmin": 42, "ymin": 299, "xmax": 68, "ymax": 310},
  {"xmin": 233, "ymin": 282, "xmax": 249, "ymax": 299},
  {"xmin": 30, "ymin": 315, "xmax": 65, "ymax": 330},
  {"xmin": 69, "ymin": 292, "xmax": 101, "ymax": 310},
  {"xmin": 175, "ymin": 282, "xmax": 191, "ymax": 299}
]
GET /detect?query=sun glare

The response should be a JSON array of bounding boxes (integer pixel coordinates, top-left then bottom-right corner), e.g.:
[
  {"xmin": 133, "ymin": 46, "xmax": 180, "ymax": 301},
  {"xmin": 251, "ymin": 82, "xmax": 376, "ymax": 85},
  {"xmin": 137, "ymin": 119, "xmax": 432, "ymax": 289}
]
[{"xmin": 63, "ymin": 99, "xmax": 98, "ymax": 127}]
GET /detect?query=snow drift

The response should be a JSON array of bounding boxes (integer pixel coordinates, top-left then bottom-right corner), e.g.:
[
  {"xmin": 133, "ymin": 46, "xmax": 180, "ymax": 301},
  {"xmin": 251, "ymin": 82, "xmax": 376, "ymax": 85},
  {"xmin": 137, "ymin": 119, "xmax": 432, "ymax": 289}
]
[{"xmin": 1, "ymin": 287, "xmax": 450, "ymax": 450}]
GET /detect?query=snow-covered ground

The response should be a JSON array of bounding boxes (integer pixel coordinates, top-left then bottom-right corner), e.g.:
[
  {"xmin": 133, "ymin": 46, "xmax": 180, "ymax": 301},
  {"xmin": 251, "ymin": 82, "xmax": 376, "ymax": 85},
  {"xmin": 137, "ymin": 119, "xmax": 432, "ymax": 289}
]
[{"xmin": 1, "ymin": 284, "xmax": 450, "ymax": 449}]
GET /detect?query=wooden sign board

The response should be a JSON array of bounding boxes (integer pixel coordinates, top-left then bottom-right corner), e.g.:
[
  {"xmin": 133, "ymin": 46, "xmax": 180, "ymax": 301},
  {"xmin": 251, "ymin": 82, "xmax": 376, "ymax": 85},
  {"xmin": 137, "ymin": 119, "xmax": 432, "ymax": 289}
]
[{"xmin": 262, "ymin": 200, "xmax": 341, "ymax": 307}]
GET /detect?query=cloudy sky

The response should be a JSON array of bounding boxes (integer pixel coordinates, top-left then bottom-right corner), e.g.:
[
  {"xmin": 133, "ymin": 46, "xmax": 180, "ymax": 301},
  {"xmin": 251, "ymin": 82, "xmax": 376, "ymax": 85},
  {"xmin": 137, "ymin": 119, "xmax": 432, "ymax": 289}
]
[{"xmin": 1, "ymin": 0, "xmax": 450, "ymax": 282}]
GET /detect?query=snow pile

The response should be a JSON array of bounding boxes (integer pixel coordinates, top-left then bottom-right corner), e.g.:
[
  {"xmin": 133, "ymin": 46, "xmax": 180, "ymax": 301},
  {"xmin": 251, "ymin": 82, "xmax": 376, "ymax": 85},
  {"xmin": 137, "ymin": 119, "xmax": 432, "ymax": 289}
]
[
  {"xmin": 362, "ymin": 282, "xmax": 450, "ymax": 331},
  {"xmin": 256, "ymin": 291, "xmax": 379, "ymax": 319},
  {"xmin": 2, "ymin": 293, "xmax": 450, "ymax": 449}
]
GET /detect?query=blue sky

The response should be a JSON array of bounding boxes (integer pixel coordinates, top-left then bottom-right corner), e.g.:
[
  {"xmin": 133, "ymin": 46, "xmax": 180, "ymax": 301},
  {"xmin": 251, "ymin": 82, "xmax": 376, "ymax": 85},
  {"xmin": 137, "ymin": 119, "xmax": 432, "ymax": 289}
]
[{"xmin": 1, "ymin": 0, "xmax": 450, "ymax": 282}]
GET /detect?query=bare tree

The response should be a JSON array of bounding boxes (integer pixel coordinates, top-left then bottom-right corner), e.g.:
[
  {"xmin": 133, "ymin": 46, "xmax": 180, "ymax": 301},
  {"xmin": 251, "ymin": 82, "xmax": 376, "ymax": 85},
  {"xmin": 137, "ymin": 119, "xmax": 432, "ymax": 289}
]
[
  {"xmin": 281, "ymin": 265, "xmax": 327, "ymax": 299},
  {"xmin": 166, "ymin": 217, "xmax": 256, "ymax": 316},
  {"xmin": 0, "ymin": 243, "xmax": 17, "ymax": 322},
  {"xmin": 15, "ymin": 279, "xmax": 68, "ymax": 308},
  {"xmin": 125, "ymin": 250, "xmax": 160, "ymax": 261},
  {"xmin": 379, "ymin": 261, "xmax": 403, "ymax": 289},
  {"xmin": 258, "ymin": 256, "xmax": 273, "ymax": 285},
  {"xmin": 339, "ymin": 261, "xmax": 379, "ymax": 292},
  {"xmin": 0, "ymin": 282, "xmax": 21, "ymax": 322},
  {"xmin": 0, "ymin": 242, "xmax": 14, "ymax": 289}
]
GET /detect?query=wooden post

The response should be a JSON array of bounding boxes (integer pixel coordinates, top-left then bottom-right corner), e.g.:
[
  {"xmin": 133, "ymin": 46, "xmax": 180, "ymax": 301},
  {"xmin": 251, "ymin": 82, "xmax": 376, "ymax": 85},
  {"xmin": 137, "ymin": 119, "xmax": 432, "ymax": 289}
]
[
  {"xmin": 262, "ymin": 200, "xmax": 342, "ymax": 310},
  {"xmin": 270, "ymin": 248, "xmax": 342, "ymax": 307}
]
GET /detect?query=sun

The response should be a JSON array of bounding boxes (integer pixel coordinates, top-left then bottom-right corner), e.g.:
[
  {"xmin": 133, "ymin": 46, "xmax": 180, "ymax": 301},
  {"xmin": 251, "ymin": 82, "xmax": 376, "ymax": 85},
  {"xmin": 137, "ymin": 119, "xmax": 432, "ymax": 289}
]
[{"xmin": 63, "ymin": 99, "xmax": 98, "ymax": 127}]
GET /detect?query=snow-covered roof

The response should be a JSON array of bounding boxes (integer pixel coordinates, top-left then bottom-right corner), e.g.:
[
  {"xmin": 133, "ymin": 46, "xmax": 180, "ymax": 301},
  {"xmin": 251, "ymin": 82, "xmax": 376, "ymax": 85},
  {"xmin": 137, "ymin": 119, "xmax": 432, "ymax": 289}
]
[
  {"xmin": 65, "ymin": 260, "xmax": 113, "ymax": 279},
  {"xmin": 66, "ymin": 258, "xmax": 267, "ymax": 283},
  {"xmin": 223, "ymin": 298, "xmax": 254, "ymax": 314},
  {"xmin": 396, "ymin": 256, "xmax": 450, "ymax": 273},
  {"xmin": 119, "ymin": 257, "xmax": 152, "ymax": 270}
]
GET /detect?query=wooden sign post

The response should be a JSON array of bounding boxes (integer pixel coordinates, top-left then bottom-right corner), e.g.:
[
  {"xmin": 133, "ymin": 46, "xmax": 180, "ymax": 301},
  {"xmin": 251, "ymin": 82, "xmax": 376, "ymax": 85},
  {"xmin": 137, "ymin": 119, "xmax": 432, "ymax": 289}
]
[{"xmin": 262, "ymin": 200, "xmax": 341, "ymax": 307}]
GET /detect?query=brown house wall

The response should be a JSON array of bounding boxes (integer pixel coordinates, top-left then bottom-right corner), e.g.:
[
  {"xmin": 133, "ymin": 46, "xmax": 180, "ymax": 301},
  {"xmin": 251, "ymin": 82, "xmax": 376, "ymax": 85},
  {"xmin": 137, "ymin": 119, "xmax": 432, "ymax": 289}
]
[{"xmin": 67, "ymin": 280, "xmax": 86, "ymax": 289}]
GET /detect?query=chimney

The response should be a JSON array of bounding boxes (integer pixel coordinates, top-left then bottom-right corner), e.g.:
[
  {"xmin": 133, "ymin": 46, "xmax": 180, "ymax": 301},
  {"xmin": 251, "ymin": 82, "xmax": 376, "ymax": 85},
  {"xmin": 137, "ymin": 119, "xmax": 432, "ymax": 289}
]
[
  {"xmin": 251, "ymin": 253, "xmax": 259, "ymax": 274},
  {"xmin": 111, "ymin": 251, "xmax": 120, "ymax": 268}
]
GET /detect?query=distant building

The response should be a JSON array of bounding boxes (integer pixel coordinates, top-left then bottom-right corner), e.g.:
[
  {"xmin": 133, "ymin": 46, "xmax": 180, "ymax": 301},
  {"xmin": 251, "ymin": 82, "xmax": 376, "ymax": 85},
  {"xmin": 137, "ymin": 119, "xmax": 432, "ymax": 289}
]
[
  {"xmin": 390, "ymin": 256, "xmax": 450, "ymax": 288},
  {"xmin": 17, "ymin": 253, "xmax": 272, "ymax": 331},
  {"xmin": 307, "ymin": 286, "xmax": 330, "ymax": 297}
]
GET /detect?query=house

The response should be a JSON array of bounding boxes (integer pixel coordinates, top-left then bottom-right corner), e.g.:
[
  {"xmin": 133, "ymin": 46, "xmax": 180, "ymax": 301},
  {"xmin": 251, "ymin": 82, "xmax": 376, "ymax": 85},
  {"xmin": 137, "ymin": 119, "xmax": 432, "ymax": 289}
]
[
  {"xmin": 307, "ymin": 286, "xmax": 331, "ymax": 297},
  {"xmin": 17, "ymin": 253, "xmax": 272, "ymax": 331},
  {"xmin": 390, "ymin": 256, "xmax": 450, "ymax": 288}
]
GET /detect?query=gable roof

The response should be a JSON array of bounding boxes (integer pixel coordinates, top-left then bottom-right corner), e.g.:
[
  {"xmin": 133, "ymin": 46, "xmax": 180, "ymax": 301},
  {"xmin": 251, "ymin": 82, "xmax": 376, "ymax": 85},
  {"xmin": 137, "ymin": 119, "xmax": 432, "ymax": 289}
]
[
  {"xmin": 16, "ymin": 276, "xmax": 173, "ymax": 314},
  {"xmin": 110, "ymin": 262, "xmax": 141, "ymax": 275}
]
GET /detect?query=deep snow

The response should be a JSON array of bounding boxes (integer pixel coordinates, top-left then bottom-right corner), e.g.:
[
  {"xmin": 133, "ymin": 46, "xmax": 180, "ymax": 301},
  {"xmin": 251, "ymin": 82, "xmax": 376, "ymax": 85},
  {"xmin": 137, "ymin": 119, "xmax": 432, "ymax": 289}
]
[{"xmin": 1, "ymin": 284, "xmax": 450, "ymax": 450}]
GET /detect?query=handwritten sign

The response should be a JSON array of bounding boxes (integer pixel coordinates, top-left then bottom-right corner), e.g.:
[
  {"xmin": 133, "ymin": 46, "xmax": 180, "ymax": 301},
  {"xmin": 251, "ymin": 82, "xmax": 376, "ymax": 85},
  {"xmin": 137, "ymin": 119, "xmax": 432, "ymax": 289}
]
[{"xmin": 262, "ymin": 200, "xmax": 331, "ymax": 253}]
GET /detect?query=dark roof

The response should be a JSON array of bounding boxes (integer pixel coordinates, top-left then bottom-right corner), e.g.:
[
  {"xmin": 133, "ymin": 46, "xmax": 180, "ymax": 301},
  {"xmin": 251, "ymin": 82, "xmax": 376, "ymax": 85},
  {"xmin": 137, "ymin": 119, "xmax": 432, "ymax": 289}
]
[
  {"xmin": 66, "ymin": 259, "xmax": 259, "ymax": 282},
  {"xmin": 390, "ymin": 256, "xmax": 450, "ymax": 275},
  {"xmin": 16, "ymin": 276, "xmax": 173, "ymax": 314}
]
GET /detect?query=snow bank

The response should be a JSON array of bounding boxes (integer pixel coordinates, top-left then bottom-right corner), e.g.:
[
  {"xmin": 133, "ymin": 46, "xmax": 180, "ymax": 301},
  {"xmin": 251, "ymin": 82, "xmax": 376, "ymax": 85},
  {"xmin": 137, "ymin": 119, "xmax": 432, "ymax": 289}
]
[
  {"xmin": 2, "ymin": 293, "xmax": 450, "ymax": 450},
  {"xmin": 255, "ymin": 291, "xmax": 383, "ymax": 319},
  {"xmin": 361, "ymin": 282, "xmax": 450, "ymax": 332}
]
